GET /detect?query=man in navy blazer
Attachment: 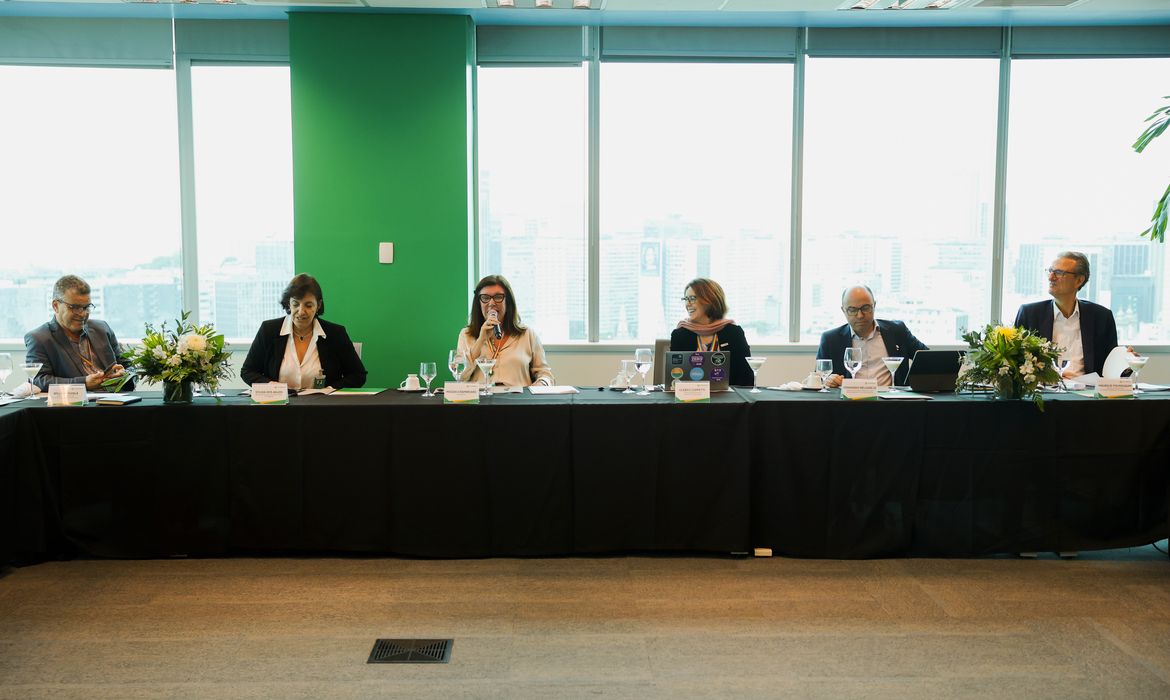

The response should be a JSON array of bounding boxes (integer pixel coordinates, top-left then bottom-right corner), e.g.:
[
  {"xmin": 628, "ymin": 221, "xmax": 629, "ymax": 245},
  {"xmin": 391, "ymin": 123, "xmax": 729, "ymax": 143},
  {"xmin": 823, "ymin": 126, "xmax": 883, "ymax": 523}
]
[
  {"xmin": 24, "ymin": 275, "xmax": 132, "ymax": 392},
  {"xmin": 1013, "ymin": 251, "xmax": 1118, "ymax": 378},
  {"xmin": 817, "ymin": 285, "xmax": 928, "ymax": 388}
]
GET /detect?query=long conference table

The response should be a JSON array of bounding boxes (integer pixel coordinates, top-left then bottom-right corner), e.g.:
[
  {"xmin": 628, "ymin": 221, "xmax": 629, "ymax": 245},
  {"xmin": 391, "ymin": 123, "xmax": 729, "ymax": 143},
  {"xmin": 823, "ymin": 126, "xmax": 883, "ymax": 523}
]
[{"xmin": 1, "ymin": 387, "xmax": 1167, "ymax": 562}]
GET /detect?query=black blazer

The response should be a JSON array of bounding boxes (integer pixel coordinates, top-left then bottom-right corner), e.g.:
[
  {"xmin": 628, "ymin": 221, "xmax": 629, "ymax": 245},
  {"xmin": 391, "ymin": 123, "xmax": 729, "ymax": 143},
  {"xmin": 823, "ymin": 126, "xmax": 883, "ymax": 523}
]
[
  {"xmin": 670, "ymin": 323, "xmax": 754, "ymax": 387},
  {"xmin": 24, "ymin": 317, "xmax": 135, "ymax": 391},
  {"xmin": 1013, "ymin": 299, "xmax": 1118, "ymax": 377},
  {"xmin": 241, "ymin": 317, "xmax": 367, "ymax": 389},
  {"xmin": 816, "ymin": 319, "xmax": 928, "ymax": 386}
]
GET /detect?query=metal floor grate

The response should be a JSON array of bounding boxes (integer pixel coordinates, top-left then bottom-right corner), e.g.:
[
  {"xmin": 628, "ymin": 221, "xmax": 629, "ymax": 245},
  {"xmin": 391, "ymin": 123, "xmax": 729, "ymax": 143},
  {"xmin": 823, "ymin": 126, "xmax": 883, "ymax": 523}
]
[{"xmin": 367, "ymin": 639, "xmax": 453, "ymax": 664}]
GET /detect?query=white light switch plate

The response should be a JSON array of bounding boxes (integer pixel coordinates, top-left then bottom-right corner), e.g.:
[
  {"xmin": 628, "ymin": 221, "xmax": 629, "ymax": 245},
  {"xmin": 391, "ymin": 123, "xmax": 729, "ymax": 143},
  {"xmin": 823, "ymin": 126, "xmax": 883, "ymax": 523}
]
[{"xmin": 379, "ymin": 242, "xmax": 394, "ymax": 264}]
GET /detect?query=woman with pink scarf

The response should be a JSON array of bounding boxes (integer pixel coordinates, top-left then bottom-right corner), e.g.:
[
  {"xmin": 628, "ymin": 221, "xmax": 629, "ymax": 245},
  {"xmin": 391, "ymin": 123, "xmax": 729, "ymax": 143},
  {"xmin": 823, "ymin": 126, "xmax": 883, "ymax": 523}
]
[{"xmin": 669, "ymin": 277, "xmax": 754, "ymax": 387}]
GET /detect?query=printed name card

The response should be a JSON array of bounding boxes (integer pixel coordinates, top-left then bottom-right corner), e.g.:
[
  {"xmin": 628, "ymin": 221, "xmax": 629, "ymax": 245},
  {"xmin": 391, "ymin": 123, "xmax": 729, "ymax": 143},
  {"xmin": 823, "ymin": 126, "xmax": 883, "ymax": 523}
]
[
  {"xmin": 443, "ymin": 382, "xmax": 480, "ymax": 404},
  {"xmin": 840, "ymin": 378, "xmax": 878, "ymax": 400},
  {"xmin": 1095, "ymin": 378, "xmax": 1133, "ymax": 399},
  {"xmin": 674, "ymin": 381, "xmax": 710, "ymax": 403},
  {"xmin": 47, "ymin": 384, "xmax": 87, "ymax": 407},
  {"xmin": 251, "ymin": 382, "xmax": 290, "ymax": 405}
]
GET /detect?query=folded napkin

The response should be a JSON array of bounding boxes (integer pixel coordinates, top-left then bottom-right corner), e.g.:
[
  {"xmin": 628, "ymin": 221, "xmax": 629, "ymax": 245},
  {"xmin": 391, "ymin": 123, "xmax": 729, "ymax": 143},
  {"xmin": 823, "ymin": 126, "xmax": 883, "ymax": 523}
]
[{"xmin": 768, "ymin": 382, "xmax": 805, "ymax": 391}]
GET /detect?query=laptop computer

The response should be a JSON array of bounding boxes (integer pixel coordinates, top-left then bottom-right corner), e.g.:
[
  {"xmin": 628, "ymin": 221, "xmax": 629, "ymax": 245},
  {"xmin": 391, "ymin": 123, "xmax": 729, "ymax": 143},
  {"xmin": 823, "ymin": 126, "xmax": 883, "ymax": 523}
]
[
  {"xmin": 905, "ymin": 349, "xmax": 965, "ymax": 393},
  {"xmin": 663, "ymin": 351, "xmax": 732, "ymax": 392}
]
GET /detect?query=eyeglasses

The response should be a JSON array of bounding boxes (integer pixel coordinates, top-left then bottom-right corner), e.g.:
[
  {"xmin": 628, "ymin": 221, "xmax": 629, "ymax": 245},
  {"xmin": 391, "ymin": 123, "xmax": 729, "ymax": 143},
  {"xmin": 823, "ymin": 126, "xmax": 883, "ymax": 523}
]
[
  {"xmin": 844, "ymin": 305, "xmax": 874, "ymax": 316},
  {"xmin": 1045, "ymin": 268, "xmax": 1079, "ymax": 279},
  {"xmin": 681, "ymin": 296, "xmax": 701, "ymax": 304},
  {"xmin": 56, "ymin": 300, "xmax": 95, "ymax": 314},
  {"xmin": 478, "ymin": 293, "xmax": 506, "ymax": 304}
]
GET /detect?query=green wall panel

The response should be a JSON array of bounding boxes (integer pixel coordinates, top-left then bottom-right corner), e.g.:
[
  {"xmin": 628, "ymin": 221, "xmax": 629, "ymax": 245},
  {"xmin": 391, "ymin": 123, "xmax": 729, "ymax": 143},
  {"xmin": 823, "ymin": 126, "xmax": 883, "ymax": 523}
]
[{"xmin": 290, "ymin": 13, "xmax": 473, "ymax": 388}]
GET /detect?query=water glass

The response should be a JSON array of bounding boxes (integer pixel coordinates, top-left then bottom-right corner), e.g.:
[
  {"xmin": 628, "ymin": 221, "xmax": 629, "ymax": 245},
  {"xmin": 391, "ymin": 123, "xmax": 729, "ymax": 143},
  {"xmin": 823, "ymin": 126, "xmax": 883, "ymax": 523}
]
[
  {"xmin": 843, "ymin": 347, "xmax": 863, "ymax": 380},
  {"xmin": 0, "ymin": 353, "xmax": 11, "ymax": 395},
  {"xmin": 420, "ymin": 362, "xmax": 438, "ymax": 398},
  {"xmin": 475, "ymin": 357, "xmax": 496, "ymax": 396},
  {"xmin": 634, "ymin": 348, "xmax": 653, "ymax": 396},
  {"xmin": 447, "ymin": 350, "xmax": 466, "ymax": 381},
  {"xmin": 815, "ymin": 358, "xmax": 833, "ymax": 393},
  {"xmin": 620, "ymin": 359, "xmax": 637, "ymax": 394}
]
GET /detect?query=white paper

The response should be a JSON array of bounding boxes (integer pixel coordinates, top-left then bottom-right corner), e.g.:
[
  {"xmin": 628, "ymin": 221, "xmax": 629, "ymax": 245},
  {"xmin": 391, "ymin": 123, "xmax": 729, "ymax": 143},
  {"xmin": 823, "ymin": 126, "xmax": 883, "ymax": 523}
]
[
  {"xmin": 527, "ymin": 385, "xmax": 579, "ymax": 395},
  {"xmin": 251, "ymin": 382, "xmax": 290, "ymax": 405},
  {"xmin": 443, "ymin": 382, "xmax": 480, "ymax": 404},
  {"xmin": 840, "ymin": 378, "xmax": 878, "ymax": 400},
  {"xmin": 48, "ymin": 384, "xmax": 87, "ymax": 407},
  {"xmin": 674, "ymin": 381, "xmax": 711, "ymax": 403},
  {"xmin": 878, "ymin": 391, "xmax": 933, "ymax": 400},
  {"xmin": 297, "ymin": 387, "xmax": 335, "ymax": 395},
  {"xmin": 1075, "ymin": 372, "xmax": 1101, "ymax": 387}
]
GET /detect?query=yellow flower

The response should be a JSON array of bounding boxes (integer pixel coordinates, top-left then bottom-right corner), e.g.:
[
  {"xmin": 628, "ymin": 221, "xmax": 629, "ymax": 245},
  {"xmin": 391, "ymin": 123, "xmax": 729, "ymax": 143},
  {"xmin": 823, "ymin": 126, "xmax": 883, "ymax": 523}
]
[{"xmin": 994, "ymin": 326, "xmax": 1017, "ymax": 343}]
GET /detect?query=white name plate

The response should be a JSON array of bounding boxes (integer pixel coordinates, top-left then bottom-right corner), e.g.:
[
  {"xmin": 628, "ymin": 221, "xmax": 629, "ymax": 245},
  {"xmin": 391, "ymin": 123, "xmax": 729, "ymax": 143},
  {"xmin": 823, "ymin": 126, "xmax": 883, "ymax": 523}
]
[
  {"xmin": 674, "ymin": 381, "xmax": 710, "ymax": 403},
  {"xmin": 251, "ymin": 382, "xmax": 290, "ymax": 405},
  {"xmin": 1096, "ymin": 377, "xmax": 1133, "ymax": 399},
  {"xmin": 841, "ymin": 378, "xmax": 878, "ymax": 400},
  {"xmin": 443, "ymin": 382, "xmax": 480, "ymax": 404},
  {"xmin": 47, "ymin": 384, "xmax": 87, "ymax": 407}
]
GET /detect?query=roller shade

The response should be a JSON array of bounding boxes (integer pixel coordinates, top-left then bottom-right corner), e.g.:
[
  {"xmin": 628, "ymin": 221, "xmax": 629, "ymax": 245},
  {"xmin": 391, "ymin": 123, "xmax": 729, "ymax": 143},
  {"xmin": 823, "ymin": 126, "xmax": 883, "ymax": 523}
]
[
  {"xmin": 0, "ymin": 18, "xmax": 173, "ymax": 67},
  {"xmin": 476, "ymin": 25, "xmax": 587, "ymax": 65},
  {"xmin": 601, "ymin": 27, "xmax": 798, "ymax": 60},
  {"xmin": 175, "ymin": 20, "xmax": 289, "ymax": 61},
  {"xmin": 806, "ymin": 28, "xmax": 1002, "ymax": 58}
]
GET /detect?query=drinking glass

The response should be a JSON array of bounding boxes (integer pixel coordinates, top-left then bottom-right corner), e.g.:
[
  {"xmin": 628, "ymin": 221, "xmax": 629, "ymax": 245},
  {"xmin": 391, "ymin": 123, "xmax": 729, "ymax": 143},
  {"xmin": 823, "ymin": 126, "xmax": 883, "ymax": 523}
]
[
  {"xmin": 0, "ymin": 353, "xmax": 11, "ymax": 396},
  {"xmin": 815, "ymin": 358, "xmax": 833, "ymax": 393},
  {"xmin": 447, "ymin": 349, "xmax": 466, "ymax": 381},
  {"xmin": 843, "ymin": 347, "xmax": 863, "ymax": 380},
  {"xmin": 746, "ymin": 356, "xmax": 766, "ymax": 393},
  {"xmin": 19, "ymin": 362, "xmax": 42, "ymax": 394},
  {"xmin": 1052, "ymin": 358, "xmax": 1070, "ymax": 392},
  {"xmin": 420, "ymin": 362, "xmax": 438, "ymax": 398},
  {"xmin": 1127, "ymin": 354, "xmax": 1149, "ymax": 395},
  {"xmin": 475, "ymin": 357, "xmax": 497, "ymax": 396},
  {"xmin": 634, "ymin": 348, "xmax": 653, "ymax": 396},
  {"xmin": 620, "ymin": 359, "xmax": 637, "ymax": 394},
  {"xmin": 882, "ymin": 356, "xmax": 904, "ymax": 392}
]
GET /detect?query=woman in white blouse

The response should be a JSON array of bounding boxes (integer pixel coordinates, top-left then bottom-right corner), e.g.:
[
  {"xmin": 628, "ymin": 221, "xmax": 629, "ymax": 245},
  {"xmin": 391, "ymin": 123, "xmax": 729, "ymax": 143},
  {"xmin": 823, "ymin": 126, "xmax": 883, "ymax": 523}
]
[
  {"xmin": 241, "ymin": 273, "xmax": 367, "ymax": 390},
  {"xmin": 456, "ymin": 275, "xmax": 554, "ymax": 388}
]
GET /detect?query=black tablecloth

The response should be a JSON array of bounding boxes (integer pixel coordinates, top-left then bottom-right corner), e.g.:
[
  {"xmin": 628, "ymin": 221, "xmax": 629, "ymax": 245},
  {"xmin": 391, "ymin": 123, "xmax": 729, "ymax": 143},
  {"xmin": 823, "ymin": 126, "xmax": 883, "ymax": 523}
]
[{"xmin": 2, "ymin": 388, "xmax": 1167, "ymax": 560}]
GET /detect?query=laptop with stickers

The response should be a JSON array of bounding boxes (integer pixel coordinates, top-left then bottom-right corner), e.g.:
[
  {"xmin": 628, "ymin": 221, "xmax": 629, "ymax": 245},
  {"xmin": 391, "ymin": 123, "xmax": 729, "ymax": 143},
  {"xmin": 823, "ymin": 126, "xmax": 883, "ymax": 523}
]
[{"xmin": 663, "ymin": 351, "xmax": 733, "ymax": 392}]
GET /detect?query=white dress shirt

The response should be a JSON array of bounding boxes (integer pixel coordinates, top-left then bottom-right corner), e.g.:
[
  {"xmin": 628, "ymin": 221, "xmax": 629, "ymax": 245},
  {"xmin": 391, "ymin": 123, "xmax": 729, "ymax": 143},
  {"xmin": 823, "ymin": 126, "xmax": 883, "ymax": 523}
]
[
  {"xmin": 851, "ymin": 325, "xmax": 893, "ymax": 386},
  {"xmin": 1051, "ymin": 299, "xmax": 1084, "ymax": 376},
  {"xmin": 278, "ymin": 316, "xmax": 326, "ymax": 390}
]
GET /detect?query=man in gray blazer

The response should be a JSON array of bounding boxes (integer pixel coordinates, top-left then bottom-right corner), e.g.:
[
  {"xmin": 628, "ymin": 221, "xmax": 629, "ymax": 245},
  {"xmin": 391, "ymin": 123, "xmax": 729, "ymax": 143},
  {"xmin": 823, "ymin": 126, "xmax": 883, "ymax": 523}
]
[{"xmin": 24, "ymin": 275, "xmax": 132, "ymax": 391}]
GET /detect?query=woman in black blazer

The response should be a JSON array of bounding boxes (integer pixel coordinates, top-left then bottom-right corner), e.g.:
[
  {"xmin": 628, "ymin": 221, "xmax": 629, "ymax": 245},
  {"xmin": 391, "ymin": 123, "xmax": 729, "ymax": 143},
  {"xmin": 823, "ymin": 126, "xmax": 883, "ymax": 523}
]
[
  {"xmin": 669, "ymin": 277, "xmax": 754, "ymax": 387},
  {"xmin": 241, "ymin": 273, "xmax": 367, "ymax": 390}
]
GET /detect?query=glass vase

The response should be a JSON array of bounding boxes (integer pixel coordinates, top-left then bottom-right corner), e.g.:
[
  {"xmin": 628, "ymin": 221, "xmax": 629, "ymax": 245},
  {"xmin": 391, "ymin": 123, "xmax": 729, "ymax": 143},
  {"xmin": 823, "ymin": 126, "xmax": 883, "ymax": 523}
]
[{"xmin": 162, "ymin": 379, "xmax": 194, "ymax": 404}]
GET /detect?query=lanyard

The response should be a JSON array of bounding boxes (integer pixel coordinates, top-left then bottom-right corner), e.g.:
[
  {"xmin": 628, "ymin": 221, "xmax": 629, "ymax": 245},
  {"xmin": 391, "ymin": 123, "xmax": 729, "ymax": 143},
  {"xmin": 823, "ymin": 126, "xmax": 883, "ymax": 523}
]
[
  {"xmin": 490, "ymin": 334, "xmax": 509, "ymax": 359},
  {"xmin": 697, "ymin": 333, "xmax": 718, "ymax": 352}
]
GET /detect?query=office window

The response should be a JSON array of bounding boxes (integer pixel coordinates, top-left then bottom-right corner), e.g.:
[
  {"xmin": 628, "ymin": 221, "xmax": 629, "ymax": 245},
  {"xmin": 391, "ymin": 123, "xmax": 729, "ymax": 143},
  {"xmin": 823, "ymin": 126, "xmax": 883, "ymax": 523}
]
[
  {"xmin": 801, "ymin": 58, "xmax": 999, "ymax": 344},
  {"xmin": 1003, "ymin": 58, "xmax": 1170, "ymax": 344},
  {"xmin": 0, "ymin": 66, "xmax": 181, "ymax": 344},
  {"xmin": 191, "ymin": 65, "xmax": 294, "ymax": 343},
  {"xmin": 477, "ymin": 66, "xmax": 588, "ymax": 343},
  {"xmin": 599, "ymin": 63, "xmax": 793, "ymax": 343}
]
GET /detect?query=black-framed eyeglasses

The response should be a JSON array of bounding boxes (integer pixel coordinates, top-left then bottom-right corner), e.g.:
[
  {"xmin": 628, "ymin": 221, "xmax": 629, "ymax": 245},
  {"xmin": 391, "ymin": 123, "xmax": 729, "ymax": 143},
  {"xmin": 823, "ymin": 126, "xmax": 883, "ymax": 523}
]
[
  {"xmin": 844, "ymin": 304, "xmax": 874, "ymax": 316},
  {"xmin": 681, "ymin": 295, "xmax": 700, "ymax": 304},
  {"xmin": 1045, "ymin": 268, "xmax": 1079, "ymax": 279},
  {"xmin": 478, "ymin": 293, "xmax": 506, "ymax": 304},
  {"xmin": 56, "ymin": 299, "xmax": 95, "ymax": 314}
]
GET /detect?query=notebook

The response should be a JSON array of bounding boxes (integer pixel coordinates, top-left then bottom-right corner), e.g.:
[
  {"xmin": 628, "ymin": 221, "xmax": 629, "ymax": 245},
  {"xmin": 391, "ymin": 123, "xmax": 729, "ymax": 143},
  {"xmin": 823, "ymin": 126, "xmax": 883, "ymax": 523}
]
[
  {"xmin": 905, "ymin": 350, "xmax": 965, "ymax": 393},
  {"xmin": 663, "ymin": 351, "xmax": 732, "ymax": 392}
]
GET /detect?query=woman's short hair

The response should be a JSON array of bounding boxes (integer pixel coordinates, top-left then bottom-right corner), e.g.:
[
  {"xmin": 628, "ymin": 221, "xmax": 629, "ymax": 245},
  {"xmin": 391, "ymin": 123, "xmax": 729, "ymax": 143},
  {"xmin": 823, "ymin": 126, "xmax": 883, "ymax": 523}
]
[
  {"xmin": 1056, "ymin": 251, "xmax": 1091, "ymax": 290},
  {"xmin": 466, "ymin": 274, "xmax": 526, "ymax": 338},
  {"xmin": 280, "ymin": 273, "xmax": 325, "ymax": 316},
  {"xmin": 685, "ymin": 278, "xmax": 728, "ymax": 321}
]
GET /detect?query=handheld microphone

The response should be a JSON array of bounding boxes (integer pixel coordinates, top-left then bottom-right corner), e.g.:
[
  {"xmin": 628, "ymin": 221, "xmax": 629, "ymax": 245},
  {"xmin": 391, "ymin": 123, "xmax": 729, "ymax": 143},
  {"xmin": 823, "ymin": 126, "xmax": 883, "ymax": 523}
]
[{"xmin": 491, "ymin": 310, "xmax": 503, "ymax": 339}]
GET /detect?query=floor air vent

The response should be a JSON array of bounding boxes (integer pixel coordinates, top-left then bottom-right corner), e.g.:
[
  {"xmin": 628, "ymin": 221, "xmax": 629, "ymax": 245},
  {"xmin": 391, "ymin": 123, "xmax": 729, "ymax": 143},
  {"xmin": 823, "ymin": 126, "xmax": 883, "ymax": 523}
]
[{"xmin": 367, "ymin": 639, "xmax": 453, "ymax": 664}]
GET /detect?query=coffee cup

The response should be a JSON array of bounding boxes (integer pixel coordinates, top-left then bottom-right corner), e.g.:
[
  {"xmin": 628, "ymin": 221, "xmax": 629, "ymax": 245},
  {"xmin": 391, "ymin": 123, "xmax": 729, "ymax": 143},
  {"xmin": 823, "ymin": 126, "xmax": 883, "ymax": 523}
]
[
  {"xmin": 399, "ymin": 374, "xmax": 421, "ymax": 391},
  {"xmin": 802, "ymin": 371, "xmax": 822, "ymax": 389}
]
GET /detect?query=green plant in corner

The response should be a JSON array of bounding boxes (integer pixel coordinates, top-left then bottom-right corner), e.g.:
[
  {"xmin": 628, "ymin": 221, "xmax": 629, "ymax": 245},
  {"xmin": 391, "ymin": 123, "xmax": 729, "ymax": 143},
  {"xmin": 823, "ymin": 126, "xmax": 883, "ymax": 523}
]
[{"xmin": 1133, "ymin": 94, "xmax": 1170, "ymax": 242}]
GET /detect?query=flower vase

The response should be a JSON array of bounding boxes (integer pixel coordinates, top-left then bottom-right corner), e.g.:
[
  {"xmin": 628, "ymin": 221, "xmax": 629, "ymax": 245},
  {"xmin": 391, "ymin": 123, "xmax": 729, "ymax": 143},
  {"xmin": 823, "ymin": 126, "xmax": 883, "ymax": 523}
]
[
  {"xmin": 163, "ymin": 379, "xmax": 194, "ymax": 404},
  {"xmin": 994, "ymin": 380, "xmax": 1024, "ymax": 400}
]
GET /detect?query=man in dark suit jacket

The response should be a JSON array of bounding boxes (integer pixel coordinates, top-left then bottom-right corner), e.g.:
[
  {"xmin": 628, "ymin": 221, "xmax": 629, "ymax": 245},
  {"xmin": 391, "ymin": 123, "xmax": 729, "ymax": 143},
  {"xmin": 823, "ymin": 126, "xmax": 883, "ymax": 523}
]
[
  {"xmin": 817, "ymin": 285, "xmax": 928, "ymax": 388},
  {"xmin": 1013, "ymin": 251, "xmax": 1118, "ymax": 378},
  {"xmin": 24, "ymin": 275, "xmax": 132, "ymax": 392}
]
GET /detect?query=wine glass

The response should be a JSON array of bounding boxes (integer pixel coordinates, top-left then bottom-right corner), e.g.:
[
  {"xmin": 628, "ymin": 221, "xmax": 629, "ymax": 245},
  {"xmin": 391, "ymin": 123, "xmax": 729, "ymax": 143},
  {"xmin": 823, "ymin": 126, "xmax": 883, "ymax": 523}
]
[
  {"xmin": 1052, "ymin": 358, "xmax": 1070, "ymax": 392},
  {"xmin": 475, "ymin": 357, "xmax": 497, "ymax": 396},
  {"xmin": 882, "ymin": 356, "xmax": 904, "ymax": 392},
  {"xmin": 746, "ymin": 356, "xmax": 766, "ymax": 393},
  {"xmin": 634, "ymin": 348, "xmax": 653, "ymax": 396},
  {"xmin": 843, "ymin": 347, "xmax": 863, "ymax": 380},
  {"xmin": 420, "ymin": 362, "xmax": 438, "ymax": 398},
  {"xmin": 815, "ymin": 358, "xmax": 833, "ymax": 393},
  {"xmin": 0, "ymin": 353, "xmax": 11, "ymax": 396},
  {"xmin": 620, "ymin": 359, "xmax": 637, "ymax": 394},
  {"xmin": 447, "ymin": 350, "xmax": 466, "ymax": 381},
  {"xmin": 19, "ymin": 362, "xmax": 42, "ymax": 394},
  {"xmin": 1127, "ymin": 353, "xmax": 1149, "ymax": 395}
]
